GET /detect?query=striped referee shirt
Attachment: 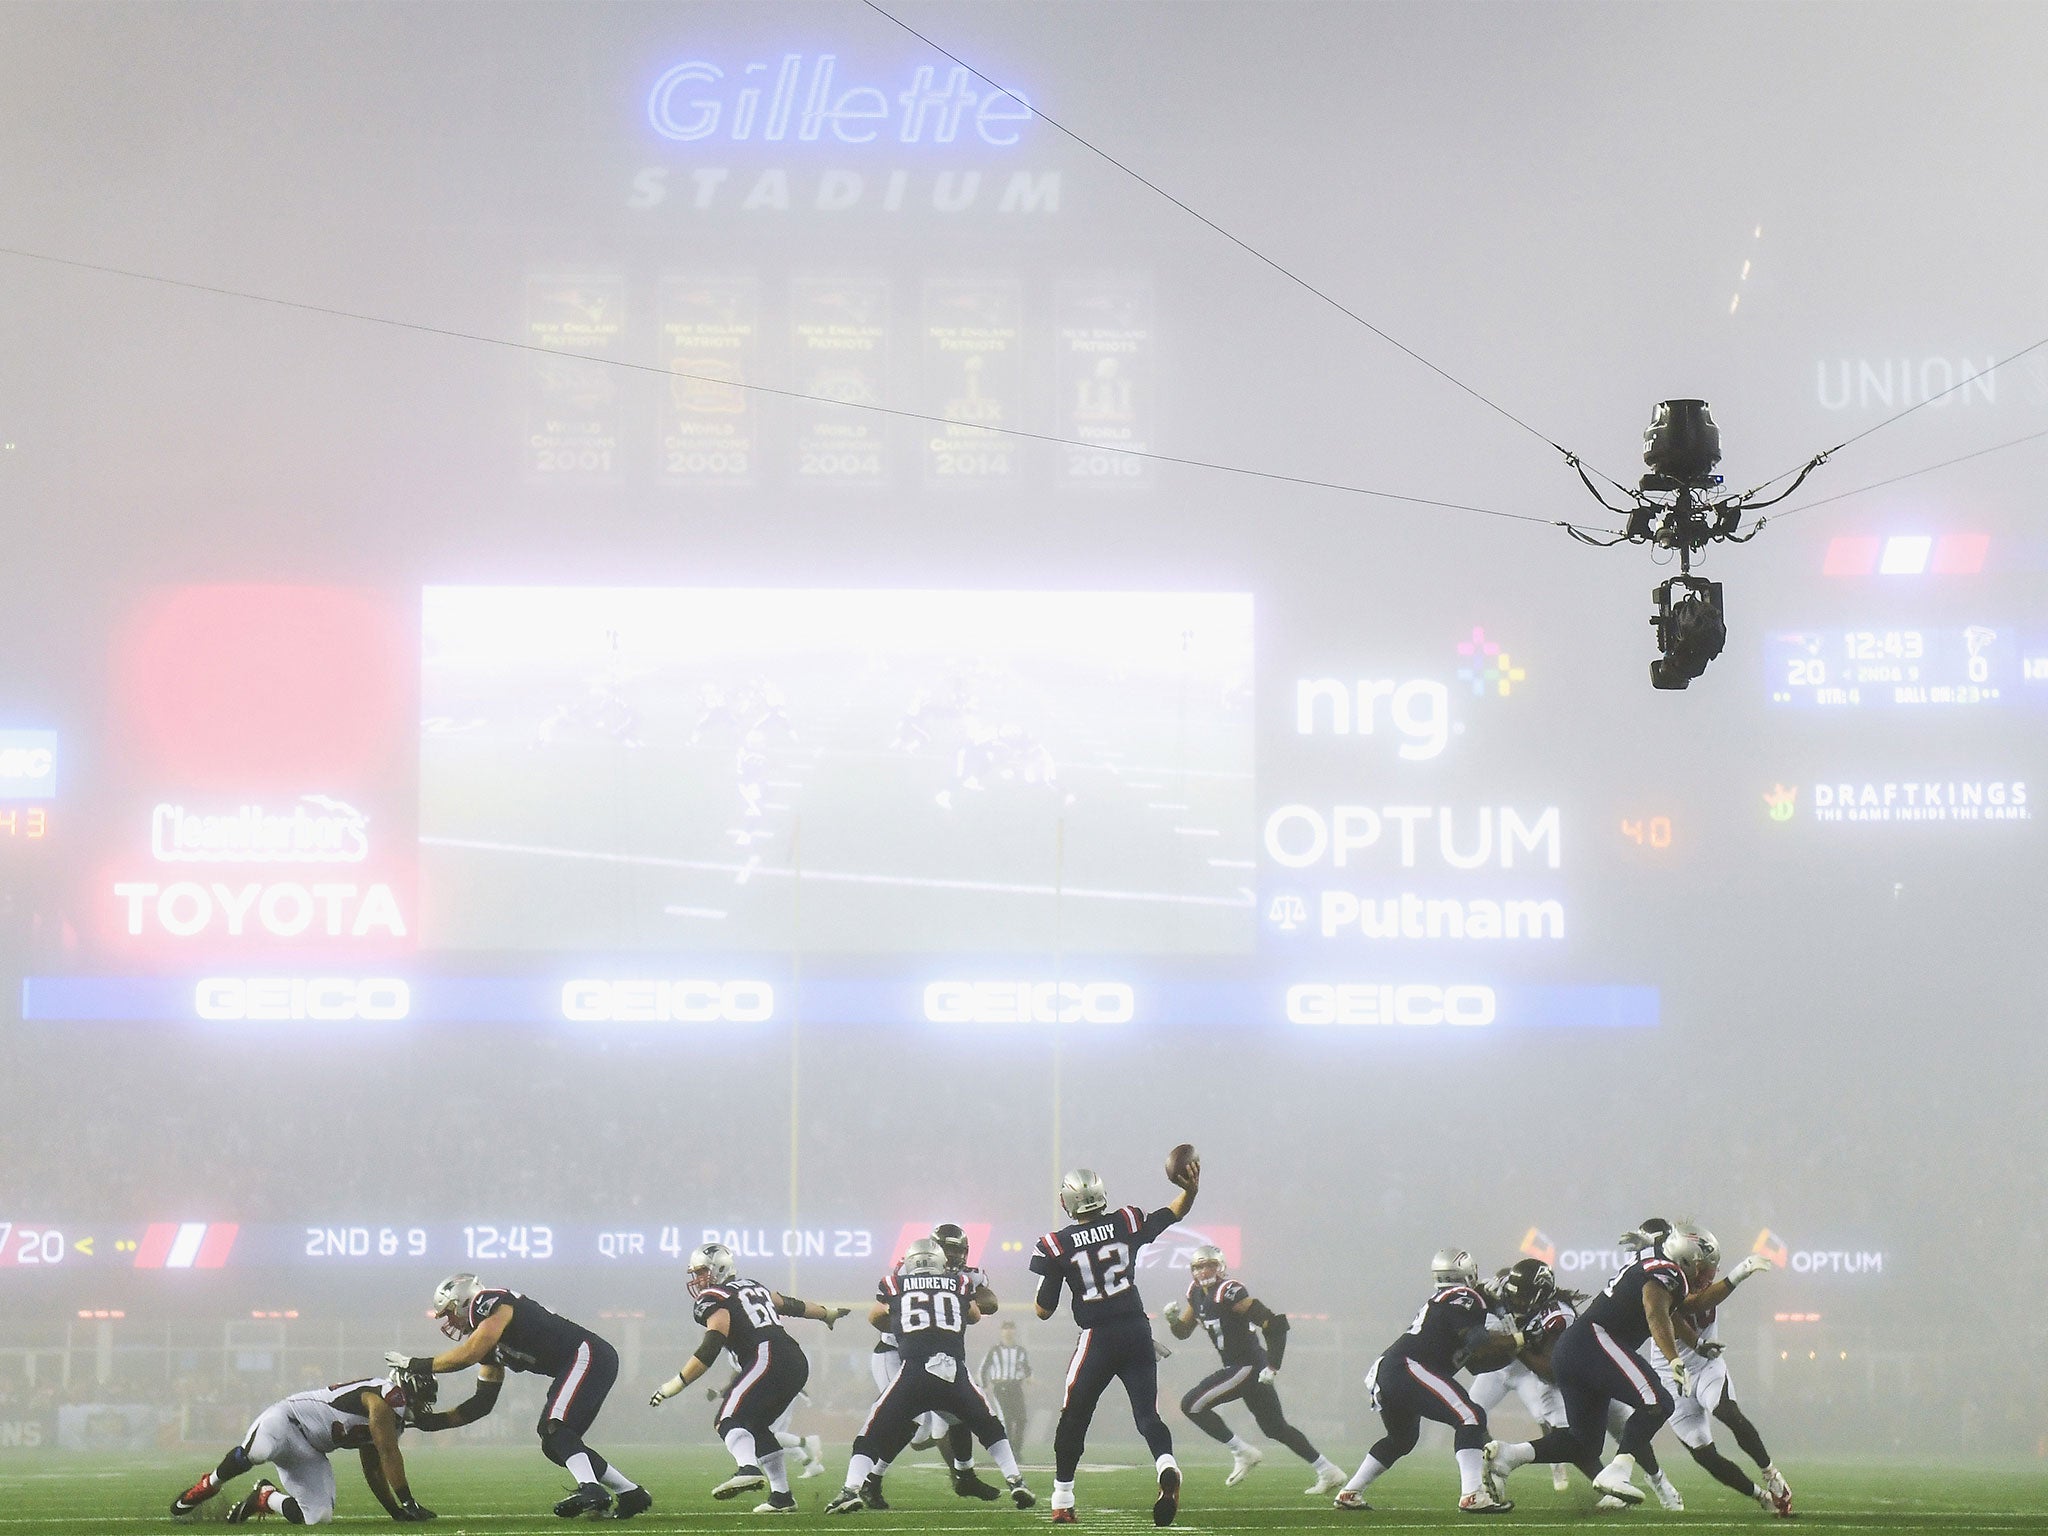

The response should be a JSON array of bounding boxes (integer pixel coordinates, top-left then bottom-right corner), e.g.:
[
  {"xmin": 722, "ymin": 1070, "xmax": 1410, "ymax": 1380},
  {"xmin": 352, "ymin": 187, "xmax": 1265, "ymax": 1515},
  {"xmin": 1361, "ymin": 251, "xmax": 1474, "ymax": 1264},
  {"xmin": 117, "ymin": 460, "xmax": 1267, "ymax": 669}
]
[{"xmin": 980, "ymin": 1342, "xmax": 1031, "ymax": 1386}]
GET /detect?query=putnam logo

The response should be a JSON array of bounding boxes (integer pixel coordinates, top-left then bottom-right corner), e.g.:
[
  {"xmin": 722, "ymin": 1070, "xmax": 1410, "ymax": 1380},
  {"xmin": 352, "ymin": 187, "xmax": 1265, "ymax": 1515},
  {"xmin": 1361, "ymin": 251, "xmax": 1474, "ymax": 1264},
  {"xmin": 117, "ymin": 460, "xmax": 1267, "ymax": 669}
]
[{"xmin": 1519, "ymin": 1227, "xmax": 1558, "ymax": 1264}]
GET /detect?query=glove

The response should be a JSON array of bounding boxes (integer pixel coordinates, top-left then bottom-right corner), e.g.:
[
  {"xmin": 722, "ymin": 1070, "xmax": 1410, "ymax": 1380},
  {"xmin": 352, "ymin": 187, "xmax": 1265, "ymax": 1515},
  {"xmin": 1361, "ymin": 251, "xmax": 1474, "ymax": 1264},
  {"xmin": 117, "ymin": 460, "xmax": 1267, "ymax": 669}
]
[
  {"xmin": 1161, "ymin": 1302, "xmax": 1184, "ymax": 1326},
  {"xmin": 824, "ymin": 1305, "xmax": 852, "ymax": 1330},
  {"xmin": 393, "ymin": 1496, "xmax": 436, "ymax": 1521},
  {"xmin": 1697, "ymin": 1340, "xmax": 1725, "ymax": 1359},
  {"xmin": 385, "ymin": 1352, "xmax": 435, "ymax": 1376},
  {"xmin": 1669, "ymin": 1358, "xmax": 1690, "ymax": 1396},
  {"xmin": 1728, "ymin": 1254, "xmax": 1773, "ymax": 1286},
  {"xmin": 650, "ymin": 1375, "xmax": 684, "ymax": 1408},
  {"xmin": 1257, "ymin": 1366, "xmax": 1276, "ymax": 1385}
]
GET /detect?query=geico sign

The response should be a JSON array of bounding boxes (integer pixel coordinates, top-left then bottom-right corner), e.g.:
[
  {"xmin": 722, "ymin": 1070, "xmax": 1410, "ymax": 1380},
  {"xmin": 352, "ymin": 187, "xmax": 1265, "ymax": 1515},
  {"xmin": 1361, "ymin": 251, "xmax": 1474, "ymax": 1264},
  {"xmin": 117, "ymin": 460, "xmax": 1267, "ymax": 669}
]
[
  {"xmin": 195, "ymin": 977, "xmax": 410, "ymax": 1021},
  {"xmin": 113, "ymin": 882, "xmax": 406, "ymax": 938},
  {"xmin": 561, "ymin": 979, "xmax": 775, "ymax": 1023},
  {"xmin": 1285, "ymin": 983, "xmax": 1497, "ymax": 1027},
  {"xmin": 0, "ymin": 748, "xmax": 53, "ymax": 781},
  {"xmin": 924, "ymin": 981, "xmax": 1135, "ymax": 1025}
]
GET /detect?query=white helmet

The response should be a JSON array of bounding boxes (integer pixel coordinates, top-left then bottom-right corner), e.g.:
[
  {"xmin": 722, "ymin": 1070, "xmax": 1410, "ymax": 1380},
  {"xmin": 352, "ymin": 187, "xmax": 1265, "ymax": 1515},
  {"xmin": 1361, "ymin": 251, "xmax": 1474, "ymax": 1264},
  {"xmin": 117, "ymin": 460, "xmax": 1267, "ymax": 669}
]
[
  {"xmin": 1059, "ymin": 1168, "xmax": 1108, "ymax": 1220},
  {"xmin": 431, "ymin": 1273, "xmax": 481, "ymax": 1339},
  {"xmin": 687, "ymin": 1243, "xmax": 738, "ymax": 1298},
  {"xmin": 901, "ymin": 1237, "xmax": 947, "ymax": 1277},
  {"xmin": 1189, "ymin": 1244, "xmax": 1227, "ymax": 1285},
  {"xmin": 1431, "ymin": 1248, "xmax": 1479, "ymax": 1289}
]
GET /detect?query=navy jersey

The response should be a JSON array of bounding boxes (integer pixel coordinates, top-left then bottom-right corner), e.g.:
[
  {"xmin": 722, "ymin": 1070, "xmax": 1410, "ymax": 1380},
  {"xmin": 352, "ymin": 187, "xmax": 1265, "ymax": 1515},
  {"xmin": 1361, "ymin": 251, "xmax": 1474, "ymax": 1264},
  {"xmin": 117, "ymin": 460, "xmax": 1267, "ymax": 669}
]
[
  {"xmin": 694, "ymin": 1276, "xmax": 794, "ymax": 1367},
  {"xmin": 1581, "ymin": 1255, "xmax": 1688, "ymax": 1351},
  {"xmin": 465, "ymin": 1288, "xmax": 594, "ymax": 1377},
  {"xmin": 1383, "ymin": 1283, "xmax": 1496, "ymax": 1375},
  {"xmin": 1031, "ymin": 1204, "xmax": 1178, "ymax": 1327},
  {"xmin": 1187, "ymin": 1276, "xmax": 1267, "ymax": 1369},
  {"xmin": 880, "ymin": 1270, "xmax": 976, "ymax": 1366}
]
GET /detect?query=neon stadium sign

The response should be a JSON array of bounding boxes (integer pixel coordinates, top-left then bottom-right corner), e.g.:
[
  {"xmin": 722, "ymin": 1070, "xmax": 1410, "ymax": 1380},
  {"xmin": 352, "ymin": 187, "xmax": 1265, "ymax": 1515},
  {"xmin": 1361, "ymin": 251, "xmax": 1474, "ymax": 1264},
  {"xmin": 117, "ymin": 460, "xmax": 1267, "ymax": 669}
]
[{"xmin": 648, "ymin": 54, "xmax": 1035, "ymax": 146}]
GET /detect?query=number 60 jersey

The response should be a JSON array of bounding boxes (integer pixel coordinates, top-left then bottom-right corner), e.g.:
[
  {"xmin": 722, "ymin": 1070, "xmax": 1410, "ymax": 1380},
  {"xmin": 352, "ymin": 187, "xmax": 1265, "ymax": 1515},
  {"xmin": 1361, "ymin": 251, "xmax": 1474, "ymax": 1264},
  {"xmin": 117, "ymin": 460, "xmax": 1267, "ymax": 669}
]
[{"xmin": 1031, "ymin": 1204, "xmax": 1181, "ymax": 1326}]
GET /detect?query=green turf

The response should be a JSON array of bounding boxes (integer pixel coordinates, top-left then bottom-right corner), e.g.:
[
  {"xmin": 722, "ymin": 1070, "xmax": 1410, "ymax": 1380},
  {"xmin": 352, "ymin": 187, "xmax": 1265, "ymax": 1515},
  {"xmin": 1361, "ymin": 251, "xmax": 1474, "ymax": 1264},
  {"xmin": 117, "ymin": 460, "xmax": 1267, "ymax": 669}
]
[{"xmin": 7, "ymin": 1446, "xmax": 2046, "ymax": 1533}]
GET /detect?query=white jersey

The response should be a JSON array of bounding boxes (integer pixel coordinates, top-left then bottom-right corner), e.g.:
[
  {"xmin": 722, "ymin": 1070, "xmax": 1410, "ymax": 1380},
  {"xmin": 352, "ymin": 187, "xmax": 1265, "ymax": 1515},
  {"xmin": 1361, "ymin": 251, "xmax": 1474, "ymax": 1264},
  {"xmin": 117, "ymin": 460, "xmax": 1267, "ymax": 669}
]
[{"xmin": 282, "ymin": 1377, "xmax": 406, "ymax": 1453}]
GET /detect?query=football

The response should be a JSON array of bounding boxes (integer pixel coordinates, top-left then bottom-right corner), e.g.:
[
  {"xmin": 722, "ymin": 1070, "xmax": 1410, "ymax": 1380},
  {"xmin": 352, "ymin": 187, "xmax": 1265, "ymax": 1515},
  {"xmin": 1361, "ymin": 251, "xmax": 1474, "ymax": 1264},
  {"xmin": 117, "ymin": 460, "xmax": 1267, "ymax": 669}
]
[
  {"xmin": 1165, "ymin": 1142, "xmax": 1200, "ymax": 1184},
  {"xmin": 1462, "ymin": 1331, "xmax": 1521, "ymax": 1373}
]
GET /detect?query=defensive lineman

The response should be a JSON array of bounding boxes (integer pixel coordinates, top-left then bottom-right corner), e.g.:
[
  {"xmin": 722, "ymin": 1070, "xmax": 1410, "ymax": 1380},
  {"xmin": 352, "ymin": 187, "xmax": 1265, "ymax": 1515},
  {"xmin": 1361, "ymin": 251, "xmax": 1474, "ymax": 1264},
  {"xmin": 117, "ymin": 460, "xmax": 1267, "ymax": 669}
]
[
  {"xmin": 1333, "ymin": 1249, "xmax": 1514, "ymax": 1514},
  {"xmin": 171, "ymin": 1367, "xmax": 436, "ymax": 1524},
  {"xmin": 825, "ymin": 1238, "xmax": 1034, "ymax": 1513},
  {"xmin": 1482, "ymin": 1229, "xmax": 1717, "ymax": 1505},
  {"xmin": 1163, "ymin": 1244, "xmax": 1344, "ymax": 1494},
  {"xmin": 1467, "ymin": 1260, "xmax": 1578, "ymax": 1494},
  {"xmin": 389, "ymin": 1273, "xmax": 648, "ymax": 1519},
  {"xmin": 649, "ymin": 1242, "xmax": 849, "ymax": 1512},
  {"xmin": 1031, "ymin": 1156, "xmax": 1200, "ymax": 1525}
]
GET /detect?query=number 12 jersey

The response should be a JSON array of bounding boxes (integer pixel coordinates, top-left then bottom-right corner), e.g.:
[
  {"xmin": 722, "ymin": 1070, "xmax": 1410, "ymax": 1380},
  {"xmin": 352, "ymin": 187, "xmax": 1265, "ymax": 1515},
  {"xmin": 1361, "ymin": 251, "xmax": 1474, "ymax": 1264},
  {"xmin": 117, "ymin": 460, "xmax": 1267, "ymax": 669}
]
[{"xmin": 1031, "ymin": 1204, "xmax": 1180, "ymax": 1327}]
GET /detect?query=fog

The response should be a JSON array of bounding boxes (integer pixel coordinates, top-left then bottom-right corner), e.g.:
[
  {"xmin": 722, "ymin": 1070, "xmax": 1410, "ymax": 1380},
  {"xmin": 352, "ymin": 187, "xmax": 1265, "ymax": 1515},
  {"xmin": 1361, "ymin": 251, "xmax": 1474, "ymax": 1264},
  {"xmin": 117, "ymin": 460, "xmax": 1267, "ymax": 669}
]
[{"xmin": 0, "ymin": 0, "xmax": 2043, "ymax": 1471}]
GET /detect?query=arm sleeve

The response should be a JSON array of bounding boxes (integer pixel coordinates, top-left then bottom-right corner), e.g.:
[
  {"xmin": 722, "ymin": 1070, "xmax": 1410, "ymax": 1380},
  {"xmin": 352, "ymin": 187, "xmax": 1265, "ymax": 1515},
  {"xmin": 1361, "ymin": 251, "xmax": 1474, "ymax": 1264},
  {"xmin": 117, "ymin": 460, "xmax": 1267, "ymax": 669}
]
[
  {"xmin": 1261, "ymin": 1312, "xmax": 1289, "ymax": 1370},
  {"xmin": 1033, "ymin": 1267, "xmax": 1064, "ymax": 1315},
  {"xmin": 774, "ymin": 1294, "xmax": 810, "ymax": 1317},
  {"xmin": 413, "ymin": 1375, "xmax": 501, "ymax": 1431},
  {"xmin": 1133, "ymin": 1206, "xmax": 1180, "ymax": 1245}
]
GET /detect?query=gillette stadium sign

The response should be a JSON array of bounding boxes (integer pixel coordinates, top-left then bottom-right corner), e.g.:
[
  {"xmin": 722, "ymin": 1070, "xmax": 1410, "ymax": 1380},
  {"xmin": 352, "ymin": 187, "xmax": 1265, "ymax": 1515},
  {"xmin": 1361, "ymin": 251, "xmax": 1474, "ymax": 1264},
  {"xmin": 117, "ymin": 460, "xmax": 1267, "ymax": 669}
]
[{"xmin": 648, "ymin": 55, "xmax": 1035, "ymax": 146}]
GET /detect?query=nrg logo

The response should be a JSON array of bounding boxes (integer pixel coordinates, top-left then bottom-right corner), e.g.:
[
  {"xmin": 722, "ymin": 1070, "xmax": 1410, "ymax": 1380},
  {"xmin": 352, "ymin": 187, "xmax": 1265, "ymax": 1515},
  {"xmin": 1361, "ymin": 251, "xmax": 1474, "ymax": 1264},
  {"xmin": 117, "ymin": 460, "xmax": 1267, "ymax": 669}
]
[{"xmin": 1294, "ymin": 627, "xmax": 1528, "ymax": 761}]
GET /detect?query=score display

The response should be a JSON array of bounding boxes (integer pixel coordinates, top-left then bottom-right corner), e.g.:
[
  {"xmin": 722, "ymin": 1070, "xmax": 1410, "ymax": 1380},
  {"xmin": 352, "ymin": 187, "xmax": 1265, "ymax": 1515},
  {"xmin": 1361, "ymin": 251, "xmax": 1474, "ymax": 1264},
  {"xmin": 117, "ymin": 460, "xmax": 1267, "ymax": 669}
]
[{"xmin": 1767, "ymin": 626, "xmax": 2027, "ymax": 707}]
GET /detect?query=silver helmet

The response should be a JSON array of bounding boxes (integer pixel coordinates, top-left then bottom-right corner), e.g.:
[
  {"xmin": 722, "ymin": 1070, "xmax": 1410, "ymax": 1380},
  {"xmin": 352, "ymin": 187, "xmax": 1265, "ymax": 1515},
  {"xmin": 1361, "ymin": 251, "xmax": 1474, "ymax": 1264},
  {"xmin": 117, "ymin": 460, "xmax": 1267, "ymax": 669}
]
[
  {"xmin": 1059, "ymin": 1168, "xmax": 1109, "ymax": 1220},
  {"xmin": 1431, "ymin": 1248, "xmax": 1479, "ymax": 1289},
  {"xmin": 687, "ymin": 1242, "xmax": 738, "ymax": 1298},
  {"xmin": 1189, "ymin": 1244, "xmax": 1227, "ymax": 1285},
  {"xmin": 1674, "ymin": 1223, "xmax": 1721, "ymax": 1270},
  {"xmin": 901, "ymin": 1237, "xmax": 948, "ymax": 1277},
  {"xmin": 1660, "ymin": 1227, "xmax": 1712, "ymax": 1283},
  {"xmin": 431, "ymin": 1273, "xmax": 481, "ymax": 1339}
]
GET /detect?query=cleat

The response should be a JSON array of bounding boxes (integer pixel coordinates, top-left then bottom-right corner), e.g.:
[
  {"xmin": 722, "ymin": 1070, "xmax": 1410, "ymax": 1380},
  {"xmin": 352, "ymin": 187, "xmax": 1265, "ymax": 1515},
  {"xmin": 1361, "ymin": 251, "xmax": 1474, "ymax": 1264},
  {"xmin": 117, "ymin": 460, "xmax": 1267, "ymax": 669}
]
[
  {"xmin": 1765, "ymin": 1470, "xmax": 1794, "ymax": 1518},
  {"xmin": 1650, "ymin": 1474, "xmax": 1684, "ymax": 1512},
  {"xmin": 614, "ymin": 1486, "xmax": 654, "ymax": 1519},
  {"xmin": 1051, "ymin": 1509, "xmax": 1079, "ymax": 1524},
  {"xmin": 172, "ymin": 1475, "xmax": 220, "ymax": 1517},
  {"xmin": 554, "ymin": 1482, "xmax": 613, "ymax": 1518},
  {"xmin": 1552, "ymin": 1466, "xmax": 1572, "ymax": 1493},
  {"xmin": 1595, "ymin": 1495, "xmax": 1627, "ymax": 1510},
  {"xmin": 859, "ymin": 1474, "xmax": 889, "ymax": 1511},
  {"xmin": 1009, "ymin": 1480, "xmax": 1037, "ymax": 1510},
  {"xmin": 1333, "ymin": 1490, "xmax": 1372, "ymax": 1511},
  {"xmin": 1479, "ymin": 1443, "xmax": 1510, "ymax": 1504},
  {"xmin": 1226, "ymin": 1444, "xmax": 1264, "ymax": 1487},
  {"xmin": 226, "ymin": 1480, "xmax": 277, "ymax": 1524},
  {"xmin": 825, "ymin": 1489, "xmax": 867, "ymax": 1515},
  {"xmin": 755, "ymin": 1491, "xmax": 799, "ymax": 1513},
  {"xmin": 1590, "ymin": 1472, "xmax": 1645, "ymax": 1508},
  {"xmin": 802, "ymin": 1436, "xmax": 827, "ymax": 1478},
  {"xmin": 953, "ymin": 1468, "xmax": 1002, "ymax": 1501},
  {"xmin": 715, "ymin": 1466, "xmax": 769, "ymax": 1501},
  {"xmin": 1459, "ymin": 1491, "xmax": 1514, "ymax": 1514},
  {"xmin": 1305, "ymin": 1466, "xmax": 1346, "ymax": 1497},
  {"xmin": 1153, "ymin": 1465, "xmax": 1181, "ymax": 1528}
]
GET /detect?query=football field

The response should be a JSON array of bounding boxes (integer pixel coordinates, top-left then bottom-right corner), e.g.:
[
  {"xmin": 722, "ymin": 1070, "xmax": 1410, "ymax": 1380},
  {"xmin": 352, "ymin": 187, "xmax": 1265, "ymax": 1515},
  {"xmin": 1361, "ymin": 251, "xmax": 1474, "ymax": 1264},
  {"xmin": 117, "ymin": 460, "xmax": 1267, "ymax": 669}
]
[{"xmin": 20, "ymin": 1447, "xmax": 2048, "ymax": 1532}]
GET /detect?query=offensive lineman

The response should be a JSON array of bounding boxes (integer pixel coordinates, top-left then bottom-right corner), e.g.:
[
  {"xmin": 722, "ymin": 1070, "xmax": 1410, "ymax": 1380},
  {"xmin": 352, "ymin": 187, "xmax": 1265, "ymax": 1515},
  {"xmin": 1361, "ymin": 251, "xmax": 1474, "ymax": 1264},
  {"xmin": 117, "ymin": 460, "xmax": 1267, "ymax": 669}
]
[
  {"xmin": 1031, "ymin": 1156, "xmax": 1200, "ymax": 1526},
  {"xmin": 170, "ymin": 1366, "xmax": 436, "ymax": 1524},
  {"xmin": 1467, "ymin": 1260, "xmax": 1579, "ymax": 1495},
  {"xmin": 1162, "ymin": 1244, "xmax": 1344, "ymax": 1494},
  {"xmin": 1482, "ymin": 1229, "xmax": 1718, "ymax": 1506},
  {"xmin": 1333, "ymin": 1249, "xmax": 1515, "ymax": 1514},
  {"xmin": 1619, "ymin": 1221, "xmax": 1790, "ymax": 1515},
  {"xmin": 389, "ymin": 1273, "xmax": 648, "ymax": 1519},
  {"xmin": 649, "ymin": 1242, "xmax": 850, "ymax": 1512},
  {"xmin": 825, "ymin": 1238, "xmax": 1034, "ymax": 1513}
]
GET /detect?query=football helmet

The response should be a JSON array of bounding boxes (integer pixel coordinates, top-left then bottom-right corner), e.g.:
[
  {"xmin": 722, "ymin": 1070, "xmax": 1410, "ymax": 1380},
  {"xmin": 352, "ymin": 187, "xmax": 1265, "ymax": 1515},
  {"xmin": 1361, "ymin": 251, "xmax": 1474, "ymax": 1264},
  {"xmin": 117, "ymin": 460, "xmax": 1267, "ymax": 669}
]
[
  {"xmin": 1189, "ymin": 1244, "xmax": 1227, "ymax": 1286},
  {"xmin": 1498, "ymin": 1258, "xmax": 1556, "ymax": 1317},
  {"xmin": 687, "ymin": 1242, "xmax": 738, "ymax": 1299},
  {"xmin": 1661, "ymin": 1228, "xmax": 1713, "ymax": 1284},
  {"xmin": 431, "ymin": 1273, "xmax": 481, "ymax": 1339},
  {"xmin": 901, "ymin": 1237, "xmax": 948, "ymax": 1277},
  {"xmin": 1059, "ymin": 1168, "xmax": 1108, "ymax": 1220},
  {"xmin": 1431, "ymin": 1248, "xmax": 1479, "ymax": 1289},
  {"xmin": 933, "ymin": 1223, "xmax": 971, "ymax": 1270},
  {"xmin": 1674, "ymin": 1223, "xmax": 1720, "ymax": 1270},
  {"xmin": 389, "ymin": 1364, "xmax": 439, "ymax": 1421}
]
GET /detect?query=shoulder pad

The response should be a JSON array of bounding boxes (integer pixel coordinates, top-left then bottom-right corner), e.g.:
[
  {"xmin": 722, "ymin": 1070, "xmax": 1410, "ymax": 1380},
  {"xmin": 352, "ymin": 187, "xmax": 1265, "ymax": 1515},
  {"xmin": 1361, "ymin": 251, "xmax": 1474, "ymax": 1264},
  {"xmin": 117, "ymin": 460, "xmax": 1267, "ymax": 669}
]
[
  {"xmin": 1219, "ymin": 1280, "xmax": 1249, "ymax": 1304},
  {"xmin": 1036, "ymin": 1231, "xmax": 1064, "ymax": 1258},
  {"xmin": 471, "ymin": 1289, "xmax": 511, "ymax": 1324},
  {"xmin": 1119, "ymin": 1205, "xmax": 1144, "ymax": 1233},
  {"xmin": 1439, "ymin": 1285, "xmax": 1484, "ymax": 1312}
]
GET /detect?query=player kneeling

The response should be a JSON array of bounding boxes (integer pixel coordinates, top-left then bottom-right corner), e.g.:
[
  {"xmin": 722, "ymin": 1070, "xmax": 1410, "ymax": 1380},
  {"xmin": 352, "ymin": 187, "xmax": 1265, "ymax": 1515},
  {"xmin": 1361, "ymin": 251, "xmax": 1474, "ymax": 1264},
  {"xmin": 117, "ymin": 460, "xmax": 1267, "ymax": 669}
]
[
  {"xmin": 170, "ymin": 1366, "xmax": 436, "ymax": 1524},
  {"xmin": 824, "ymin": 1239, "xmax": 1033, "ymax": 1514}
]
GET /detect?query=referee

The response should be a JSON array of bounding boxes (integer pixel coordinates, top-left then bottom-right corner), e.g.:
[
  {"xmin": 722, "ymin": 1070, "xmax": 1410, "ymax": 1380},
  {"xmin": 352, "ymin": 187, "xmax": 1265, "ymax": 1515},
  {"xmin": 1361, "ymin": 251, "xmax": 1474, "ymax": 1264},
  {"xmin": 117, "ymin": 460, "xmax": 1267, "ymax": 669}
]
[{"xmin": 978, "ymin": 1321, "xmax": 1032, "ymax": 1449}]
